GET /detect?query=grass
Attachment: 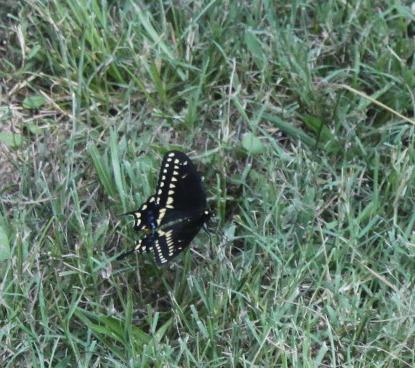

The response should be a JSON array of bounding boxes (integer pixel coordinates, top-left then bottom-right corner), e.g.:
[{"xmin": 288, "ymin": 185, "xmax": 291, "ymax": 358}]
[{"xmin": 1, "ymin": 0, "xmax": 415, "ymax": 366}]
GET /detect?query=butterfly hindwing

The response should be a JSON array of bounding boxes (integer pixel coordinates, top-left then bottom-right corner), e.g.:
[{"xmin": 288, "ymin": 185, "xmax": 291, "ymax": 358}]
[
  {"xmin": 132, "ymin": 227, "xmax": 181, "ymax": 265},
  {"xmin": 135, "ymin": 209, "xmax": 210, "ymax": 265},
  {"xmin": 163, "ymin": 211, "xmax": 208, "ymax": 253}
]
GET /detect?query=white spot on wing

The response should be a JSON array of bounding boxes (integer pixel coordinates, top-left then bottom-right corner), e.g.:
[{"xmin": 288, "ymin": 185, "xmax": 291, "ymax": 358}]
[{"xmin": 168, "ymin": 152, "xmax": 175, "ymax": 157}]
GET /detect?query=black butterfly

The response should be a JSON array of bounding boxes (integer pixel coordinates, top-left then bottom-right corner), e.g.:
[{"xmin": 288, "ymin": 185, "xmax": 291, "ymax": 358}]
[{"xmin": 120, "ymin": 151, "xmax": 211, "ymax": 265}]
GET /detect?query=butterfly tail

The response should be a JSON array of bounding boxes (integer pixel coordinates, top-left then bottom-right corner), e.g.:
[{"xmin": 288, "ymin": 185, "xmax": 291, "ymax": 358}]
[{"xmin": 117, "ymin": 239, "xmax": 149, "ymax": 260}]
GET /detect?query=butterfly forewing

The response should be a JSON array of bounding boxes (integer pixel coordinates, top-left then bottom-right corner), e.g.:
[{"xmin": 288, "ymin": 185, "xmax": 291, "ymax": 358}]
[{"xmin": 154, "ymin": 151, "xmax": 206, "ymax": 214}]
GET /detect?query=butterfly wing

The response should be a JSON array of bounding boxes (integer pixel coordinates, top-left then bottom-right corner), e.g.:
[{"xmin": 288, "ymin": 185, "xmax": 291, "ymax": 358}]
[
  {"xmin": 133, "ymin": 210, "xmax": 209, "ymax": 265},
  {"xmin": 154, "ymin": 151, "xmax": 207, "ymax": 214},
  {"xmin": 161, "ymin": 211, "xmax": 210, "ymax": 260}
]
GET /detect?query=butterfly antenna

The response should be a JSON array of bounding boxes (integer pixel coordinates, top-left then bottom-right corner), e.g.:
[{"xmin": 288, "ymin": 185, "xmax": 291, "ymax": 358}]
[
  {"xmin": 116, "ymin": 248, "xmax": 136, "ymax": 260},
  {"xmin": 117, "ymin": 210, "xmax": 136, "ymax": 217}
]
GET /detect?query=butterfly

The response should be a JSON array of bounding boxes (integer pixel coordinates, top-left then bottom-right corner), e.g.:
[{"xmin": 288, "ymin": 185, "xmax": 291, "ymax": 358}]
[{"xmin": 119, "ymin": 151, "xmax": 211, "ymax": 265}]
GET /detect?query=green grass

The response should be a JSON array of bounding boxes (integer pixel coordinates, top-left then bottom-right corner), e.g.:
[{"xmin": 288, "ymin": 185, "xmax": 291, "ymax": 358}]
[{"xmin": 1, "ymin": 0, "xmax": 415, "ymax": 366}]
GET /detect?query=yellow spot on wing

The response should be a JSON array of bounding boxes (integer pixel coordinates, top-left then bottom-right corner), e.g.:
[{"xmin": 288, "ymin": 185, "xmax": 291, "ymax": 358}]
[
  {"xmin": 157, "ymin": 209, "xmax": 167, "ymax": 225},
  {"xmin": 135, "ymin": 241, "xmax": 144, "ymax": 251}
]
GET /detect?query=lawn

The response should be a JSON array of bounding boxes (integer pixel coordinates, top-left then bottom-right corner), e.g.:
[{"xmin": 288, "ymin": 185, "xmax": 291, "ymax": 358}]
[{"xmin": 1, "ymin": 0, "xmax": 415, "ymax": 366}]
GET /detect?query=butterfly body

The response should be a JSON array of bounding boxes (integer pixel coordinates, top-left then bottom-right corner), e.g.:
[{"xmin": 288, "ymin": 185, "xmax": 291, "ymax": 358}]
[{"xmin": 121, "ymin": 151, "xmax": 210, "ymax": 265}]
